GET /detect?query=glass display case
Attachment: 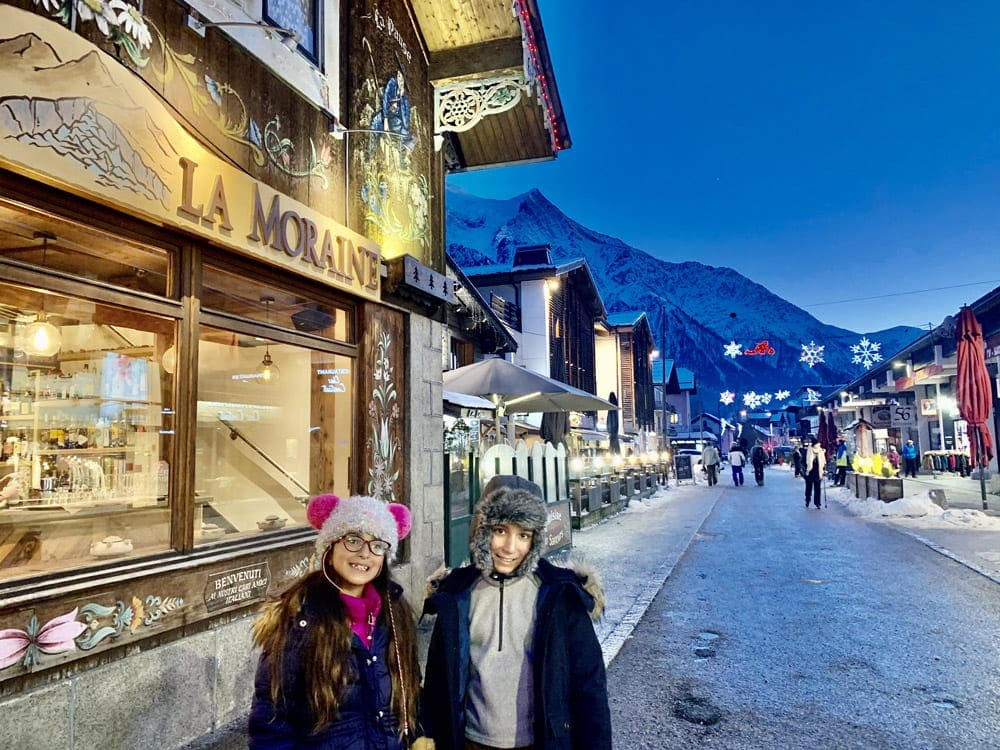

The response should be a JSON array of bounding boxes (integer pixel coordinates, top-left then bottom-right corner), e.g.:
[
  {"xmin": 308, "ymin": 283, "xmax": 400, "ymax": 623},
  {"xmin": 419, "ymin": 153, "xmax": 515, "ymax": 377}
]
[{"xmin": 0, "ymin": 288, "xmax": 175, "ymax": 580}]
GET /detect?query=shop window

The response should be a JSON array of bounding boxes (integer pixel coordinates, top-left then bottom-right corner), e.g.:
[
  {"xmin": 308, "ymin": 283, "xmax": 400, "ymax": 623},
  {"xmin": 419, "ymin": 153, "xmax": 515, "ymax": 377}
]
[
  {"xmin": 203, "ymin": 264, "xmax": 352, "ymax": 344},
  {"xmin": 264, "ymin": 0, "xmax": 320, "ymax": 63},
  {"xmin": 185, "ymin": 0, "xmax": 338, "ymax": 113},
  {"xmin": 192, "ymin": 326, "xmax": 353, "ymax": 544},
  {"xmin": 0, "ymin": 201, "xmax": 171, "ymax": 297},
  {"xmin": 0, "ymin": 283, "xmax": 175, "ymax": 582}
]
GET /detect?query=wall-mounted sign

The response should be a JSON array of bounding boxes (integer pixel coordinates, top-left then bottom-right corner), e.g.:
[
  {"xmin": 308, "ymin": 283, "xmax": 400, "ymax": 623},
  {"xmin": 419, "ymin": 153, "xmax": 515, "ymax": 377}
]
[
  {"xmin": 870, "ymin": 405, "xmax": 892, "ymax": 428},
  {"xmin": 890, "ymin": 404, "xmax": 917, "ymax": 427},
  {"xmin": 0, "ymin": 6, "xmax": 381, "ymax": 300},
  {"xmin": 920, "ymin": 398, "xmax": 937, "ymax": 416},
  {"xmin": 204, "ymin": 562, "xmax": 272, "ymax": 613}
]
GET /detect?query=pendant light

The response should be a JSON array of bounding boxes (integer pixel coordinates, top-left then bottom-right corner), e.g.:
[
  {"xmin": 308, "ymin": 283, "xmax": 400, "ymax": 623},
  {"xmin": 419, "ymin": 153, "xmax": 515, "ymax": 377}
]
[
  {"xmin": 24, "ymin": 312, "xmax": 62, "ymax": 357},
  {"xmin": 24, "ymin": 232, "xmax": 62, "ymax": 357},
  {"xmin": 256, "ymin": 296, "xmax": 280, "ymax": 385}
]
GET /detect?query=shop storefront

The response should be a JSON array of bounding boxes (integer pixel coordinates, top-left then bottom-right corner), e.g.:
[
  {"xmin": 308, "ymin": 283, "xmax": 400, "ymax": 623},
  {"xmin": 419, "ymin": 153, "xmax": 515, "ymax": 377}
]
[
  {"xmin": 0, "ymin": 0, "xmax": 570, "ymax": 741},
  {"xmin": 0, "ymin": 4, "xmax": 416, "ymax": 744}
]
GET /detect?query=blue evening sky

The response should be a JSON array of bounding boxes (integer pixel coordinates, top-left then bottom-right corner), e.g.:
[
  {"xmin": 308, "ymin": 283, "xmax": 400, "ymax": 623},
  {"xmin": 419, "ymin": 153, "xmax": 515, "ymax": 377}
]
[{"xmin": 449, "ymin": 1, "xmax": 1000, "ymax": 333}]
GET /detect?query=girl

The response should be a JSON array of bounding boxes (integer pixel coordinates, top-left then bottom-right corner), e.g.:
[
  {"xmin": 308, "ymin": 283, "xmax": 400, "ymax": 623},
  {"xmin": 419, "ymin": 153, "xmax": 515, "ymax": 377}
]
[{"xmin": 249, "ymin": 494, "xmax": 422, "ymax": 749}]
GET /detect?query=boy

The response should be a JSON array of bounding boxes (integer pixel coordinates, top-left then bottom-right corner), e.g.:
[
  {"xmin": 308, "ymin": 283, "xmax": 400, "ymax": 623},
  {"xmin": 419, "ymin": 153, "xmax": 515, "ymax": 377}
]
[{"xmin": 422, "ymin": 476, "xmax": 611, "ymax": 749}]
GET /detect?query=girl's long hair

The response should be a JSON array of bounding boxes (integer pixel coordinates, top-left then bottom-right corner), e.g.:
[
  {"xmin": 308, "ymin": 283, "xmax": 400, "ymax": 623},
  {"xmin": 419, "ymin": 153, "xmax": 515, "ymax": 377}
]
[{"xmin": 251, "ymin": 555, "xmax": 420, "ymax": 736}]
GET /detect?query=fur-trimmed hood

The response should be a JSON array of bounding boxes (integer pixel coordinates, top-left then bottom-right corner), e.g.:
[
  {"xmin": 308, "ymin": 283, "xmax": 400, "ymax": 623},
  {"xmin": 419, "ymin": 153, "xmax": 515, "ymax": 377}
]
[{"xmin": 469, "ymin": 484, "xmax": 548, "ymax": 578}]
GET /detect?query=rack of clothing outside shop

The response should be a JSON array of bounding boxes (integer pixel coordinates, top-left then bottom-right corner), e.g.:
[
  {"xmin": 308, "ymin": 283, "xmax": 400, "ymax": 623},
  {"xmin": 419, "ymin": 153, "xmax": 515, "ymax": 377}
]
[{"xmin": 921, "ymin": 450, "xmax": 971, "ymax": 477}]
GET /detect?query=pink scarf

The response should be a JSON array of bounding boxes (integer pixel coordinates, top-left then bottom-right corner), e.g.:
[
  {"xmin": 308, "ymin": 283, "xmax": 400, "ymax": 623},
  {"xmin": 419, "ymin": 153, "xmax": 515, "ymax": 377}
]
[{"xmin": 339, "ymin": 584, "xmax": 382, "ymax": 647}]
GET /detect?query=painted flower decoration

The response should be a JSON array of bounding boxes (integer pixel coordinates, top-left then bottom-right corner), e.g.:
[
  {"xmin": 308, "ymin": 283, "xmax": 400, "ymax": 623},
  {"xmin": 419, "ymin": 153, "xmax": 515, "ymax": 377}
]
[
  {"xmin": 109, "ymin": 0, "xmax": 151, "ymax": 49},
  {"xmin": 74, "ymin": 0, "xmax": 117, "ymax": 36},
  {"xmin": 0, "ymin": 608, "xmax": 87, "ymax": 669},
  {"xmin": 35, "ymin": 0, "xmax": 66, "ymax": 13}
]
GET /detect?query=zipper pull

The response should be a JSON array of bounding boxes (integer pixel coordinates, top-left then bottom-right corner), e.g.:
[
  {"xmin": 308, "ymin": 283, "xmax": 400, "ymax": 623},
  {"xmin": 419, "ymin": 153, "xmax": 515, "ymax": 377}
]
[{"xmin": 497, "ymin": 578, "xmax": 504, "ymax": 652}]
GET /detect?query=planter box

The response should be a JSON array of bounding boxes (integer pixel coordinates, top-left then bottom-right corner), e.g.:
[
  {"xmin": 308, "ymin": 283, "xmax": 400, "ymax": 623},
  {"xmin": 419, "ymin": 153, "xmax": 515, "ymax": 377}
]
[
  {"xmin": 875, "ymin": 476, "xmax": 903, "ymax": 502},
  {"xmin": 844, "ymin": 472, "xmax": 858, "ymax": 496},
  {"xmin": 854, "ymin": 474, "xmax": 902, "ymax": 502}
]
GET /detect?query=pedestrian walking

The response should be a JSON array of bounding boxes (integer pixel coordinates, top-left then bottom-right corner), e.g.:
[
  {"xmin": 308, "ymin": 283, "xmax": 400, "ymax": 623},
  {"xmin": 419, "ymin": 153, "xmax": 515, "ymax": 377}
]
[
  {"xmin": 701, "ymin": 443, "xmax": 721, "ymax": 486},
  {"xmin": 887, "ymin": 444, "xmax": 901, "ymax": 472},
  {"xmin": 751, "ymin": 441, "xmax": 768, "ymax": 486},
  {"xmin": 804, "ymin": 437, "xmax": 826, "ymax": 508},
  {"xmin": 833, "ymin": 436, "xmax": 850, "ymax": 486},
  {"xmin": 248, "ymin": 494, "xmax": 424, "ymax": 749},
  {"xmin": 902, "ymin": 439, "xmax": 919, "ymax": 478},
  {"xmin": 421, "ymin": 475, "xmax": 612, "ymax": 750},
  {"xmin": 792, "ymin": 445, "xmax": 803, "ymax": 477},
  {"xmin": 729, "ymin": 446, "xmax": 746, "ymax": 486}
]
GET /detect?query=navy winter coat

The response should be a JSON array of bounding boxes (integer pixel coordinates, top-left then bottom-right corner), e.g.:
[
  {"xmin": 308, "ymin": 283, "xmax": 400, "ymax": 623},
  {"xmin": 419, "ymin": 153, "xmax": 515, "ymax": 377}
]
[
  {"xmin": 248, "ymin": 586, "xmax": 404, "ymax": 750},
  {"xmin": 421, "ymin": 558, "xmax": 612, "ymax": 750}
]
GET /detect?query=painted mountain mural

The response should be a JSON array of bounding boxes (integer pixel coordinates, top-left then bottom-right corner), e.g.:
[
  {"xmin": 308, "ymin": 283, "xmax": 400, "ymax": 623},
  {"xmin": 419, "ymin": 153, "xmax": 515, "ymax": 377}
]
[{"xmin": 445, "ymin": 185, "xmax": 922, "ymax": 411}]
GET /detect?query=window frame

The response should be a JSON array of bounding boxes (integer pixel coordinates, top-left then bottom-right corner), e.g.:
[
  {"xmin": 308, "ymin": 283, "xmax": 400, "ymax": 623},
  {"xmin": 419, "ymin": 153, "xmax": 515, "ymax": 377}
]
[{"xmin": 185, "ymin": 0, "xmax": 340, "ymax": 118}]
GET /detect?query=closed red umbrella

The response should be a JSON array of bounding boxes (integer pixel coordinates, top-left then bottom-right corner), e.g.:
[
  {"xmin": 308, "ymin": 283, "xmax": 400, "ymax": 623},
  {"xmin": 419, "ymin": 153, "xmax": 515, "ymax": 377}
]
[
  {"xmin": 818, "ymin": 409, "xmax": 833, "ymax": 459},
  {"xmin": 955, "ymin": 306, "xmax": 995, "ymax": 510}
]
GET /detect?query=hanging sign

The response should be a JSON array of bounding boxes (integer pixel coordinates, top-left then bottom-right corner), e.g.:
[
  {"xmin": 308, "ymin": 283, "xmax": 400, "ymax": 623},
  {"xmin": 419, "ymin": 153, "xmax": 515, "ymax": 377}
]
[{"xmin": 920, "ymin": 398, "xmax": 937, "ymax": 416}]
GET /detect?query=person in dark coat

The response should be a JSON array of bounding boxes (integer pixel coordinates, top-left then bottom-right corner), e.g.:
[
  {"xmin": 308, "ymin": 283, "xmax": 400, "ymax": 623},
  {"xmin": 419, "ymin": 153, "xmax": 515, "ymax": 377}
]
[
  {"xmin": 249, "ymin": 494, "xmax": 425, "ymax": 750},
  {"xmin": 421, "ymin": 476, "xmax": 612, "ymax": 749},
  {"xmin": 804, "ymin": 438, "xmax": 826, "ymax": 508},
  {"xmin": 750, "ymin": 442, "xmax": 768, "ymax": 486}
]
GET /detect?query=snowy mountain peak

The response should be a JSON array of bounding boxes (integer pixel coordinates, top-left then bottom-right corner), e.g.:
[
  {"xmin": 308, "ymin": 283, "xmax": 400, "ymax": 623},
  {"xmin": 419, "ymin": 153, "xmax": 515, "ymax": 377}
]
[{"xmin": 446, "ymin": 185, "xmax": 921, "ymax": 408}]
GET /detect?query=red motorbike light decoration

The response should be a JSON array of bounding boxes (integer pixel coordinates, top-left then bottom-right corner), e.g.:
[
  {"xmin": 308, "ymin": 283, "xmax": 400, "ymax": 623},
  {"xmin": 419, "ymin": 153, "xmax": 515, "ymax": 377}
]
[{"xmin": 744, "ymin": 340, "xmax": 776, "ymax": 356}]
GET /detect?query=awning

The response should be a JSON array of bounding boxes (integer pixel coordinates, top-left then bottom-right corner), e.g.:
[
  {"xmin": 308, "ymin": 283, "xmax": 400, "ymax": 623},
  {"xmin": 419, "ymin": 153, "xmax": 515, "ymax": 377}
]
[
  {"xmin": 443, "ymin": 390, "xmax": 495, "ymax": 411},
  {"xmin": 571, "ymin": 429, "xmax": 607, "ymax": 442},
  {"xmin": 844, "ymin": 418, "xmax": 873, "ymax": 431}
]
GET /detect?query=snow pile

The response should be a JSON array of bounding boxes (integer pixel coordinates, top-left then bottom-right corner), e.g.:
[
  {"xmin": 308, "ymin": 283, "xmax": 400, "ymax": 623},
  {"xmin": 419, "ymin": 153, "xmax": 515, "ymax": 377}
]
[
  {"xmin": 622, "ymin": 489, "xmax": 671, "ymax": 514},
  {"xmin": 831, "ymin": 486, "xmax": 1000, "ymax": 529}
]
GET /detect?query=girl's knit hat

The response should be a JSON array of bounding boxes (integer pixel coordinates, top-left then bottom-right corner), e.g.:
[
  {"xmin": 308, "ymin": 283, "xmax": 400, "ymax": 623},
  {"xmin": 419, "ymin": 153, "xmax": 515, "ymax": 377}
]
[{"xmin": 307, "ymin": 494, "xmax": 412, "ymax": 563}]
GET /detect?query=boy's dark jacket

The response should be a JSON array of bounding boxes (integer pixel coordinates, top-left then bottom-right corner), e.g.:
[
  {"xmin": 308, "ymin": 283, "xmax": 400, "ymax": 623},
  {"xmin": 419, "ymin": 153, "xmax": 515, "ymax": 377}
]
[{"xmin": 421, "ymin": 558, "xmax": 612, "ymax": 750}]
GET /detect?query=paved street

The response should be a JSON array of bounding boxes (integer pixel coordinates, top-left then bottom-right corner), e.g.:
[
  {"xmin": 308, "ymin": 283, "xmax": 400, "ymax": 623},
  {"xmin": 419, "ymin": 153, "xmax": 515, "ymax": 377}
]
[
  {"xmin": 604, "ymin": 468, "xmax": 1000, "ymax": 749},
  {"xmin": 185, "ymin": 466, "xmax": 1000, "ymax": 748}
]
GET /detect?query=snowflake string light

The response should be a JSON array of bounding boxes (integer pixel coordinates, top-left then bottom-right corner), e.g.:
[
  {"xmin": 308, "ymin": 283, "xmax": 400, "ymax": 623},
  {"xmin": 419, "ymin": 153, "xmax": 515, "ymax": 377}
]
[
  {"xmin": 775, "ymin": 390, "xmax": 791, "ymax": 400},
  {"xmin": 760, "ymin": 393, "xmax": 773, "ymax": 405},
  {"xmin": 800, "ymin": 341, "xmax": 825, "ymax": 368},
  {"xmin": 723, "ymin": 340, "xmax": 743, "ymax": 359},
  {"xmin": 850, "ymin": 337, "xmax": 883, "ymax": 369},
  {"xmin": 743, "ymin": 391, "xmax": 762, "ymax": 409},
  {"xmin": 720, "ymin": 390, "xmax": 736, "ymax": 406},
  {"xmin": 804, "ymin": 388, "xmax": 821, "ymax": 403}
]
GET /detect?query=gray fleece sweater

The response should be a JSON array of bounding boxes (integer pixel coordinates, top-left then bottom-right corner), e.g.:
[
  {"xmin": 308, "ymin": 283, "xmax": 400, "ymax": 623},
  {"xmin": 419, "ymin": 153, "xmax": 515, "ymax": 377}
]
[{"xmin": 465, "ymin": 571, "xmax": 540, "ymax": 747}]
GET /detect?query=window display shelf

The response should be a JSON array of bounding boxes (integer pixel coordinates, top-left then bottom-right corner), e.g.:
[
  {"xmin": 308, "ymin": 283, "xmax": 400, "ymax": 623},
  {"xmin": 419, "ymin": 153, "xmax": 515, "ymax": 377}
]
[
  {"xmin": 33, "ymin": 446, "xmax": 145, "ymax": 456},
  {"xmin": 32, "ymin": 397, "xmax": 160, "ymax": 408}
]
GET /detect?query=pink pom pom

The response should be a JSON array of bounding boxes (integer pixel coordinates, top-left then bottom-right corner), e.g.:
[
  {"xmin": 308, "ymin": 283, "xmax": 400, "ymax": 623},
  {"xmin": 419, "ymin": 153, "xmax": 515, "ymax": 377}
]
[
  {"xmin": 388, "ymin": 503, "xmax": 412, "ymax": 540},
  {"xmin": 306, "ymin": 494, "xmax": 339, "ymax": 530}
]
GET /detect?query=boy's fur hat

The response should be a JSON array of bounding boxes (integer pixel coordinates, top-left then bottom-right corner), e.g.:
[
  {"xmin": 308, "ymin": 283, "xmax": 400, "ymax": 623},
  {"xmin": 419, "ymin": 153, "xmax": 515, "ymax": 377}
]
[
  {"xmin": 307, "ymin": 494, "xmax": 411, "ymax": 563},
  {"xmin": 470, "ymin": 475, "xmax": 548, "ymax": 577}
]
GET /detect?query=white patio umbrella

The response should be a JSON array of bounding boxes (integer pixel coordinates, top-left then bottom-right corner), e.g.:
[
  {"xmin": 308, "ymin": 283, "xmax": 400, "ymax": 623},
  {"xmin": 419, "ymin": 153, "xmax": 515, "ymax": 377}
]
[{"xmin": 443, "ymin": 357, "xmax": 616, "ymax": 415}]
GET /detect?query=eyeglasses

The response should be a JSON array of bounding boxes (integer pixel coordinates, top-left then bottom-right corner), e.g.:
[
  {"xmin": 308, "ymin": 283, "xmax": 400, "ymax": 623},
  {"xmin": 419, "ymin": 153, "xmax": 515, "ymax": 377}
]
[{"xmin": 338, "ymin": 534, "xmax": 391, "ymax": 556}]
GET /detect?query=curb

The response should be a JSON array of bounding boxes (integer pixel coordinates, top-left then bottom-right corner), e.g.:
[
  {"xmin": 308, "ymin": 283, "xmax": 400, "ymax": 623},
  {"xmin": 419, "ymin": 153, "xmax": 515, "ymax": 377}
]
[
  {"xmin": 895, "ymin": 528, "xmax": 1000, "ymax": 586},
  {"xmin": 598, "ymin": 491, "xmax": 720, "ymax": 666}
]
